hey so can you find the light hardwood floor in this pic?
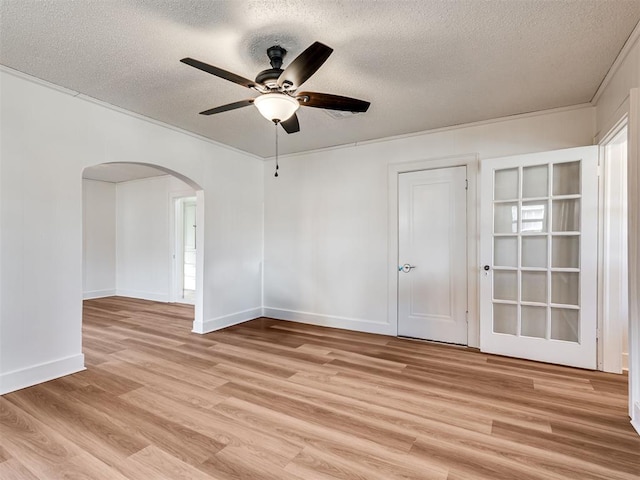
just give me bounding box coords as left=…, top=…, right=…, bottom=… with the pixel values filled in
left=1, top=296, right=639, bottom=479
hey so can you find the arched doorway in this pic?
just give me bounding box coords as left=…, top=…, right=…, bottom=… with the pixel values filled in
left=81, top=162, right=204, bottom=330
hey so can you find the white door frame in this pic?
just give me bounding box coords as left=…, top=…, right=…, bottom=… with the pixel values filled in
left=598, top=116, right=629, bottom=373
left=170, top=192, right=192, bottom=303
left=594, top=89, right=639, bottom=430
left=169, top=191, right=204, bottom=322
left=388, top=154, right=479, bottom=346
left=627, top=89, right=640, bottom=431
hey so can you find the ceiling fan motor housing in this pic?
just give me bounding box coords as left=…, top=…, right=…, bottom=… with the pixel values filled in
left=256, top=45, right=287, bottom=89
left=255, top=68, right=283, bottom=88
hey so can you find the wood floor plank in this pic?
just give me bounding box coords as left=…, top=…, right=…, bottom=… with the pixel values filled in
left=0, top=397, right=77, bottom=467
left=289, top=370, right=552, bottom=433
left=491, top=420, right=640, bottom=476
left=64, top=385, right=227, bottom=466
left=121, top=445, right=219, bottom=480
left=120, top=387, right=303, bottom=468
left=0, top=443, right=12, bottom=462
left=0, top=296, right=637, bottom=479
left=4, top=384, right=148, bottom=466
left=0, top=458, right=40, bottom=480
left=286, top=444, right=448, bottom=480
left=216, top=380, right=417, bottom=453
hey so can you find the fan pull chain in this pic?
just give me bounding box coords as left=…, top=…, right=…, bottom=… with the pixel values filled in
left=274, top=120, right=279, bottom=177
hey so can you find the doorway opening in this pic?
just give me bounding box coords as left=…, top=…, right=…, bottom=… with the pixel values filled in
left=82, top=162, right=204, bottom=330
left=599, top=123, right=629, bottom=373
left=172, top=196, right=197, bottom=305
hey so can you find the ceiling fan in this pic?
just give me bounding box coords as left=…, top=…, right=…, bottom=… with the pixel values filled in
left=180, top=41, right=370, bottom=133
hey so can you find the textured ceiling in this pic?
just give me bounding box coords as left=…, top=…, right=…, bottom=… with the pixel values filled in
left=2, top=1, right=640, bottom=158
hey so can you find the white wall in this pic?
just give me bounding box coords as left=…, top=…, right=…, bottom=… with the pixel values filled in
left=83, top=179, right=116, bottom=299
left=83, top=176, right=194, bottom=302
left=115, top=175, right=194, bottom=302
left=264, top=106, right=596, bottom=342
left=0, top=69, right=264, bottom=394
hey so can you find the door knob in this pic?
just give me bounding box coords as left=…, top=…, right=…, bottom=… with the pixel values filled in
left=399, top=263, right=416, bottom=273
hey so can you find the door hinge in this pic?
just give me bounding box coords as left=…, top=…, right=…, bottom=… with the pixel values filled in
left=465, top=179, right=469, bottom=190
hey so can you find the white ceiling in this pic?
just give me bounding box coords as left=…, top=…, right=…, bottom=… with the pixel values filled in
left=2, top=1, right=640, bottom=158
left=83, top=163, right=168, bottom=183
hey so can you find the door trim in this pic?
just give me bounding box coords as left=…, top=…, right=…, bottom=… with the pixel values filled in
left=388, top=154, right=479, bottom=346
left=598, top=117, right=629, bottom=373
left=627, top=88, right=639, bottom=429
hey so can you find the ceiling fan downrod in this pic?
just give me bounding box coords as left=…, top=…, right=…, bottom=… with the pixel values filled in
left=274, top=119, right=280, bottom=177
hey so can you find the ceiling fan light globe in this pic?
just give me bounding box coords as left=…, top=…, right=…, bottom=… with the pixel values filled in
left=254, top=93, right=299, bottom=122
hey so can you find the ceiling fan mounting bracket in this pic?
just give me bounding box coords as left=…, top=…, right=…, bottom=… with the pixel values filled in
left=266, top=45, right=287, bottom=69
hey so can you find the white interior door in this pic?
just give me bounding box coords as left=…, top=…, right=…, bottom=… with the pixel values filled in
left=398, top=166, right=468, bottom=344
left=480, top=146, right=598, bottom=369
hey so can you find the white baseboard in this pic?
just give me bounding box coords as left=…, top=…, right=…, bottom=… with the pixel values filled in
left=0, top=354, right=85, bottom=395
left=622, top=352, right=629, bottom=371
left=83, top=289, right=116, bottom=300
left=115, top=289, right=169, bottom=303
left=263, top=307, right=395, bottom=336
left=193, top=307, right=263, bottom=334
left=632, top=402, right=640, bottom=435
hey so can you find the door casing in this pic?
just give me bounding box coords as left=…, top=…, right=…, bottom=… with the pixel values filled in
left=388, top=154, right=479, bottom=346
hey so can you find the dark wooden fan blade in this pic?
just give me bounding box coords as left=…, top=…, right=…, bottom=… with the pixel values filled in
left=297, top=91, right=370, bottom=112
left=277, top=42, right=333, bottom=89
left=280, top=113, right=300, bottom=134
left=199, top=99, right=254, bottom=115
left=181, top=57, right=257, bottom=90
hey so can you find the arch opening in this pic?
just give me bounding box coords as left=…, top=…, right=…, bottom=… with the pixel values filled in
left=81, top=161, right=204, bottom=331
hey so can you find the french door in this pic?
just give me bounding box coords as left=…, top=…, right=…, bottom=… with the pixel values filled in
left=480, top=146, right=598, bottom=368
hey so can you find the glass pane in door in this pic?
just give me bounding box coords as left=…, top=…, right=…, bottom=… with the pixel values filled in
left=551, top=272, right=579, bottom=305
left=494, top=271, right=517, bottom=301
left=495, top=168, right=519, bottom=200
left=521, top=201, right=548, bottom=233
left=494, top=237, right=517, bottom=267
left=494, top=304, right=517, bottom=335
left=551, top=308, right=579, bottom=342
left=553, top=161, right=580, bottom=195
left=523, top=165, right=548, bottom=198
left=521, top=271, right=547, bottom=303
left=552, top=236, right=579, bottom=268
left=495, top=203, right=518, bottom=233
left=492, top=159, right=582, bottom=343
left=552, top=199, right=580, bottom=232
left=522, top=236, right=547, bottom=267
left=521, top=306, right=547, bottom=338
